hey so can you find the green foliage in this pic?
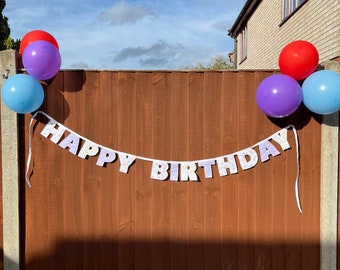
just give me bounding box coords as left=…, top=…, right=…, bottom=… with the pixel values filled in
left=181, top=55, right=235, bottom=71
left=4, top=36, right=20, bottom=51
left=0, top=0, right=10, bottom=50
left=0, top=0, right=20, bottom=51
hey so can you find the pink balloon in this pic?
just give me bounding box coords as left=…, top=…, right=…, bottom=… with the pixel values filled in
left=23, top=40, right=61, bottom=80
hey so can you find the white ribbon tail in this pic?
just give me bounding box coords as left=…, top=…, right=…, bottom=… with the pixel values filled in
left=288, top=125, right=302, bottom=213
left=25, top=111, right=41, bottom=188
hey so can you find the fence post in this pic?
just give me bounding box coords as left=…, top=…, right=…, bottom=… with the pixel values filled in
left=0, top=50, right=20, bottom=270
left=320, top=60, right=340, bottom=270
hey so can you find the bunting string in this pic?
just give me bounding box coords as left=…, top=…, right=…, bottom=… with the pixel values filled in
left=27, top=111, right=302, bottom=213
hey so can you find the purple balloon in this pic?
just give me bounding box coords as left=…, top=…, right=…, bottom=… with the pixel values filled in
left=23, top=40, right=61, bottom=80
left=256, top=74, right=302, bottom=118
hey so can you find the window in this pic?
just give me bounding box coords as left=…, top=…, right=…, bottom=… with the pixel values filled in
left=240, top=26, right=248, bottom=62
left=283, top=0, right=307, bottom=19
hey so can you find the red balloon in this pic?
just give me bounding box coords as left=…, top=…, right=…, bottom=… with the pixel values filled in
left=20, top=30, right=59, bottom=55
left=279, top=40, right=319, bottom=80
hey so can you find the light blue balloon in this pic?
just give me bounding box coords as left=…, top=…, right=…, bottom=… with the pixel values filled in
left=1, top=74, right=44, bottom=114
left=302, top=70, right=340, bottom=115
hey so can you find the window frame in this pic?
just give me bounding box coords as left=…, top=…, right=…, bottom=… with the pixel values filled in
left=239, top=26, right=248, bottom=63
left=282, top=0, right=308, bottom=22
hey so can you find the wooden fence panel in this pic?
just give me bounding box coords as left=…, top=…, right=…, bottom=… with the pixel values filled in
left=22, top=70, right=321, bottom=270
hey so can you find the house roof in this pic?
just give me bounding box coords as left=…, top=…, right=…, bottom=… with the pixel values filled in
left=228, top=0, right=262, bottom=38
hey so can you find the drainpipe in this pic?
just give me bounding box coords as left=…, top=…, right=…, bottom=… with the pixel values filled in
left=234, top=38, right=238, bottom=69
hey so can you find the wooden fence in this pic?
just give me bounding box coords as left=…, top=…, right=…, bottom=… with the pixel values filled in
left=8, top=70, right=324, bottom=269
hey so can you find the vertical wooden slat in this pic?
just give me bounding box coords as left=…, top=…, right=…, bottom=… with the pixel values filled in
left=61, top=70, right=85, bottom=270
left=187, top=72, right=205, bottom=270
left=110, top=71, right=120, bottom=269
left=253, top=71, right=274, bottom=270
left=97, top=71, right=118, bottom=269
left=117, top=71, right=136, bottom=270
left=151, top=72, right=172, bottom=270
left=45, top=71, right=66, bottom=269
left=134, top=72, right=153, bottom=269
left=80, top=71, right=101, bottom=270
left=285, top=117, right=303, bottom=269
left=237, top=71, right=255, bottom=269
left=170, top=72, right=189, bottom=270
left=221, top=71, right=240, bottom=269
left=203, top=71, right=222, bottom=269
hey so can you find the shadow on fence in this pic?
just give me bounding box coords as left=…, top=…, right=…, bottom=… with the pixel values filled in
left=23, top=239, right=321, bottom=270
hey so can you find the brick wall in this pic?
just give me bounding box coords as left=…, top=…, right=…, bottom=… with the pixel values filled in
left=236, top=0, right=340, bottom=69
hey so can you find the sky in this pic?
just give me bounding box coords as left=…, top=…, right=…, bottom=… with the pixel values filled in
left=4, top=0, right=246, bottom=70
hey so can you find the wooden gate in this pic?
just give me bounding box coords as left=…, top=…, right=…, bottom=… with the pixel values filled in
left=20, top=70, right=321, bottom=269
